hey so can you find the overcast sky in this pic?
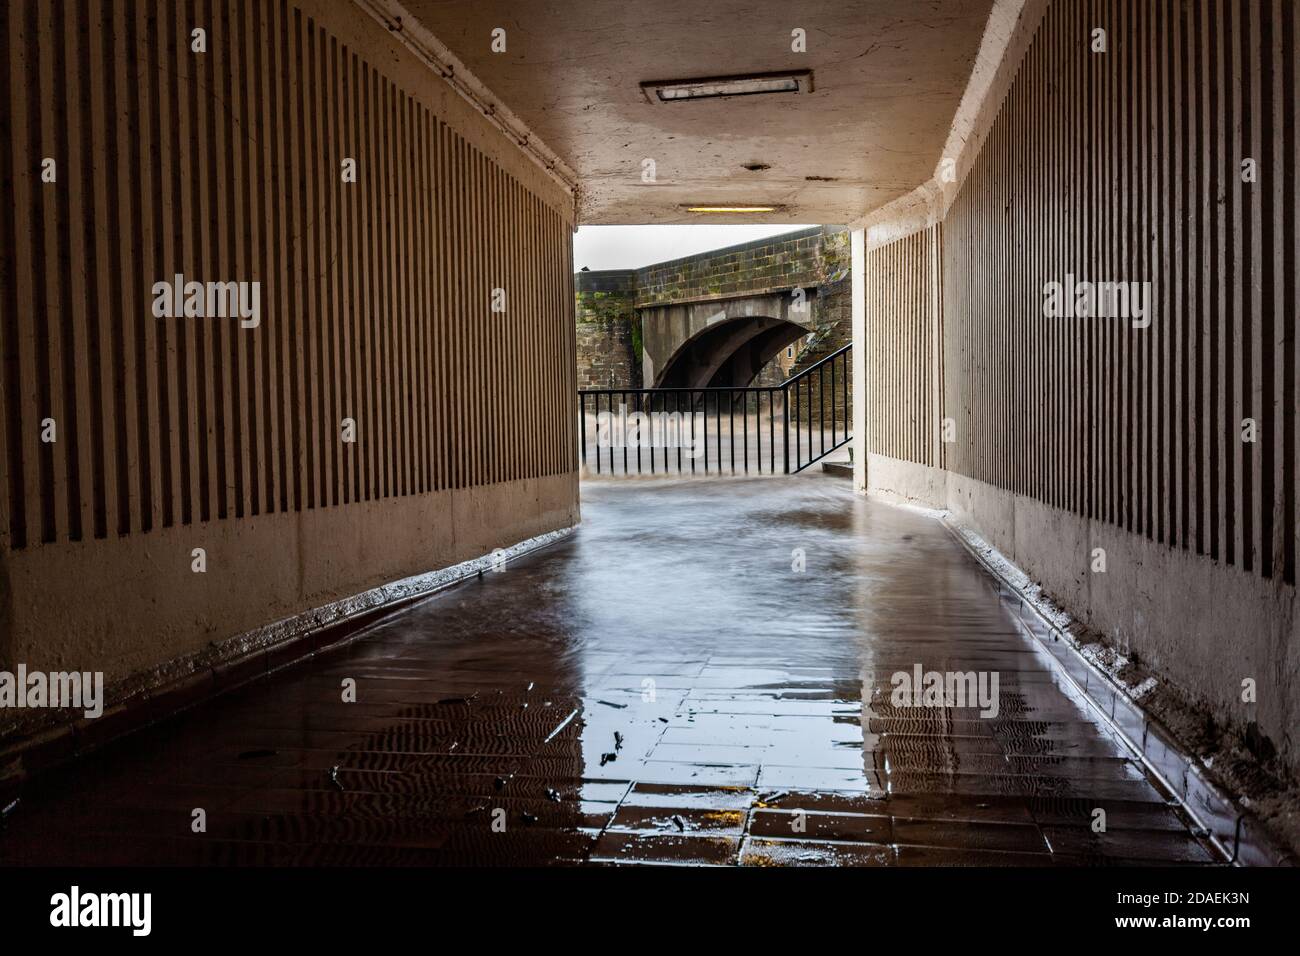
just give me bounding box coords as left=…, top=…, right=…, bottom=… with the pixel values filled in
left=573, top=224, right=818, bottom=272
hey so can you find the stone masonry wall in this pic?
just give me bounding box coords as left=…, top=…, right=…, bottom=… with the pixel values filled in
left=575, top=270, right=641, bottom=389
left=633, top=226, right=847, bottom=307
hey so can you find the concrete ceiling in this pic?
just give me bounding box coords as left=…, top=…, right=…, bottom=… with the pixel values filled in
left=402, top=0, right=996, bottom=225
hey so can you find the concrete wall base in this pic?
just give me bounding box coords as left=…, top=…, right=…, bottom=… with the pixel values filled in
left=0, top=473, right=577, bottom=747
left=0, top=488, right=578, bottom=781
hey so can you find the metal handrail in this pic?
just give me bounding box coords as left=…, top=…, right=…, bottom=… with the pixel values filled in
left=783, top=343, right=852, bottom=473
left=783, top=343, right=850, bottom=382
left=578, top=344, right=851, bottom=477
left=579, top=344, right=852, bottom=397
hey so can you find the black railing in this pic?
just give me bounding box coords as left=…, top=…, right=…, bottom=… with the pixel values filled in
left=578, top=344, right=851, bottom=477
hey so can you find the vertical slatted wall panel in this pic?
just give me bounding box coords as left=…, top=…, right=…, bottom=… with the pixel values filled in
left=0, top=0, right=576, bottom=554
left=871, top=0, right=1297, bottom=586
left=864, top=226, right=938, bottom=467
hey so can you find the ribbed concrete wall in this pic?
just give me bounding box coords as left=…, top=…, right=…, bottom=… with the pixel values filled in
left=0, top=0, right=578, bottom=711
left=940, top=0, right=1298, bottom=585
left=863, top=0, right=1298, bottom=767
left=865, top=225, right=939, bottom=468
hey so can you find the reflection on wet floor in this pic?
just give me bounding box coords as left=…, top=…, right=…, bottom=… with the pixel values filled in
left=0, top=475, right=1220, bottom=866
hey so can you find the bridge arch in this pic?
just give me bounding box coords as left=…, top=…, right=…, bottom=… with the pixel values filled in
left=639, top=290, right=821, bottom=390
left=653, top=313, right=809, bottom=389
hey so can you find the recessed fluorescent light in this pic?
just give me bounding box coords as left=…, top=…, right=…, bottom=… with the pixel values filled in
left=684, top=205, right=782, bottom=214
left=642, top=71, right=813, bottom=104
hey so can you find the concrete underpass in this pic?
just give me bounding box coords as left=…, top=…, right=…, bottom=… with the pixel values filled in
left=0, top=0, right=1296, bottom=920
left=0, top=477, right=1220, bottom=865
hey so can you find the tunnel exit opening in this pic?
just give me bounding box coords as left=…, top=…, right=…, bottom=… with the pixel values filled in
left=574, top=224, right=853, bottom=478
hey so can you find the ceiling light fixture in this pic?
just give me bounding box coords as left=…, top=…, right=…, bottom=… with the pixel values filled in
left=641, top=70, right=813, bottom=104
left=683, top=205, right=783, bottom=214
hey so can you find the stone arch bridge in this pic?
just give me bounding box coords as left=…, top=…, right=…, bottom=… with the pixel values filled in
left=575, top=226, right=851, bottom=391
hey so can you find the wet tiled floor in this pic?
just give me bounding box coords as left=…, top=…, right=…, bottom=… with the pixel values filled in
left=0, top=475, right=1220, bottom=866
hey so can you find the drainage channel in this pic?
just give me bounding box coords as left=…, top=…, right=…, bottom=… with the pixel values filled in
left=941, top=515, right=1289, bottom=867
